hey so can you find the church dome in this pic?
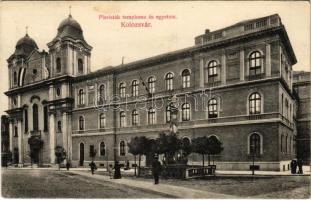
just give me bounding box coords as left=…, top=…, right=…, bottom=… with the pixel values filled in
left=56, top=14, right=84, bottom=41
left=14, top=34, right=38, bottom=57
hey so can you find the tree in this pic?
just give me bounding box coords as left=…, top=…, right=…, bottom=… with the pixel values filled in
left=207, top=136, right=223, bottom=165
left=128, top=136, right=149, bottom=176
left=55, top=146, right=66, bottom=170
left=191, top=136, right=210, bottom=167
left=156, top=132, right=181, bottom=165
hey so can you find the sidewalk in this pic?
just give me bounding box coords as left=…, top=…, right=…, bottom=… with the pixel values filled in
left=66, top=170, right=237, bottom=199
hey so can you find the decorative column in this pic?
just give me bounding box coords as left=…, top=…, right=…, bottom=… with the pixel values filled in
left=84, top=55, right=88, bottom=75
left=221, top=53, right=227, bottom=84
left=266, top=43, right=271, bottom=77
left=67, top=45, right=72, bottom=75
left=240, top=49, right=245, bottom=81
left=9, top=120, right=13, bottom=152
left=199, top=57, right=205, bottom=88
left=49, top=113, right=55, bottom=164
left=17, top=120, right=23, bottom=166
left=62, top=112, right=68, bottom=156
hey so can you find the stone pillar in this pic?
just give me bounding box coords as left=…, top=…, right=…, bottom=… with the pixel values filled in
left=221, top=53, right=226, bottom=84
left=67, top=114, right=72, bottom=162
left=49, top=113, right=55, bottom=164
left=266, top=43, right=271, bottom=77
left=73, top=50, right=77, bottom=75
left=240, top=49, right=245, bottom=81
left=17, top=120, right=23, bottom=166
left=199, top=58, right=204, bottom=88
left=62, top=112, right=68, bottom=154
left=67, top=45, right=72, bottom=75
left=9, top=121, right=13, bottom=152
left=84, top=55, right=88, bottom=75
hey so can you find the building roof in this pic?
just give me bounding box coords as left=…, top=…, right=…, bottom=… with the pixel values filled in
left=9, top=34, right=39, bottom=60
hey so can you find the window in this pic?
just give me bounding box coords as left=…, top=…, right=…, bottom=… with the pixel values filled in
left=13, top=71, right=17, bottom=85
left=33, top=69, right=37, bottom=75
left=57, top=121, right=62, bottom=133
left=32, top=104, right=39, bottom=131
left=43, top=106, right=48, bottom=131
left=78, top=59, right=83, bottom=74
left=14, top=126, right=18, bottom=137
left=78, top=89, right=85, bottom=105
left=120, top=111, right=126, bottom=127
left=182, top=103, right=190, bottom=121
left=24, top=109, right=28, bottom=133
left=100, top=142, right=106, bottom=156
left=285, top=135, right=288, bottom=154
left=56, top=87, right=61, bottom=96
left=208, top=61, right=218, bottom=82
left=182, top=137, right=191, bottom=145
left=281, top=134, right=284, bottom=153
left=166, top=105, right=171, bottom=123
left=132, top=110, right=139, bottom=126
left=250, top=133, right=261, bottom=156
left=165, top=73, right=174, bottom=91
left=98, top=84, right=106, bottom=102
left=148, top=108, right=156, bottom=125
left=249, top=93, right=261, bottom=114
left=132, top=80, right=139, bottom=97
left=182, top=69, right=191, bottom=88
left=208, top=98, right=218, bottom=118
left=148, top=76, right=156, bottom=94
left=79, top=116, right=85, bottom=131
left=285, top=99, right=289, bottom=119
left=119, top=82, right=126, bottom=98
left=56, top=57, right=61, bottom=73
left=249, top=51, right=262, bottom=76
left=120, top=141, right=125, bottom=156
left=99, top=113, right=106, bottom=129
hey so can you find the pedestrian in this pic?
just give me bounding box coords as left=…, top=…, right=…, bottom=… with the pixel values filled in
left=89, top=161, right=97, bottom=175
left=297, top=159, right=303, bottom=174
left=66, top=161, right=70, bottom=171
left=113, top=161, right=121, bottom=179
left=108, top=164, right=113, bottom=179
left=152, top=155, right=162, bottom=184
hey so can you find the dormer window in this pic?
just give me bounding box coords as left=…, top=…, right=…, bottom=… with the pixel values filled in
left=56, top=58, right=61, bottom=73
left=78, top=59, right=84, bottom=74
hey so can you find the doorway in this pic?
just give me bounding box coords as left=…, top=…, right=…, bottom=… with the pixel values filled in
left=79, top=143, right=84, bottom=166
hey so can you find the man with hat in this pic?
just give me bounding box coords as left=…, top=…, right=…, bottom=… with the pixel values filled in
left=151, top=154, right=162, bottom=184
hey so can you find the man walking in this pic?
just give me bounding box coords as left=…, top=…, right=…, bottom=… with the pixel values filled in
left=152, top=155, right=162, bottom=184
left=297, top=159, right=303, bottom=174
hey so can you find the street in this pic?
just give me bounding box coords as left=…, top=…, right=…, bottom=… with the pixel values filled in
left=1, top=169, right=171, bottom=198
left=2, top=168, right=310, bottom=198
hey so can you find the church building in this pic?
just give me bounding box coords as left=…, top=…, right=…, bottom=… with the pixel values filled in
left=5, top=13, right=310, bottom=171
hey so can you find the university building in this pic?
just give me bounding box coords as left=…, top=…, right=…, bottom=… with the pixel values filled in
left=4, top=13, right=310, bottom=171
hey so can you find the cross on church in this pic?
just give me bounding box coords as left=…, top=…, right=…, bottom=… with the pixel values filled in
left=26, top=26, right=28, bottom=35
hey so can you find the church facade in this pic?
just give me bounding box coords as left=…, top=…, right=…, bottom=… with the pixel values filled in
left=5, top=13, right=308, bottom=171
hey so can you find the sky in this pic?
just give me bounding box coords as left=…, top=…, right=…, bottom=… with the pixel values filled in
left=0, top=1, right=310, bottom=115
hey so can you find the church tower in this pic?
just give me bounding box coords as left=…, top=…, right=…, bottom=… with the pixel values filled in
left=47, top=13, right=92, bottom=77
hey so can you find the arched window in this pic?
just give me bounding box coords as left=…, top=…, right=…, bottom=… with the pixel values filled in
left=120, top=141, right=125, bottom=156
left=132, top=80, right=139, bottom=97
left=182, top=137, right=191, bottom=145
left=79, top=116, right=85, bottom=131
left=13, top=71, right=17, bottom=85
left=285, top=135, right=288, bottom=153
left=249, top=92, right=261, bottom=114
left=249, top=133, right=261, bottom=156
left=78, top=89, right=85, bottom=105
left=78, top=59, right=84, bottom=74
left=98, top=84, right=105, bottom=103
left=57, top=121, right=62, bottom=133
left=120, top=111, right=126, bottom=127
left=182, top=69, right=190, bottom=88
left=43, top=106, right=48, bottom=131
left=208, top=60, right=218, bottom=82
left=208, top=98, right=218, bottom=118
left=119, top=82, right=126, bottom=98
left=99, top=113, right=106, bottom=129
left=56, top=57, right=61, bottom=73
left=249, top=51, right=262, bottom=76
left=24, top=109, right=28, bottom=133
left=32, top=104, right=39, bottom=131
left=132, top=110, right=139, bottom=126
left=148, top=76, right=156, bottom=94
left=166, top=105, right=171, bottom=123
left=100, top=142, right=106, bottom=156
left=148, top=108, right=156, bottom=125
left=165, top=73, right=174, bottom=91
left=182, top=103, right=190, bottom=121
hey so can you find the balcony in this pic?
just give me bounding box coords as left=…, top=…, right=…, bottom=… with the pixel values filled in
left=30, top=130, right=41, bottom=138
